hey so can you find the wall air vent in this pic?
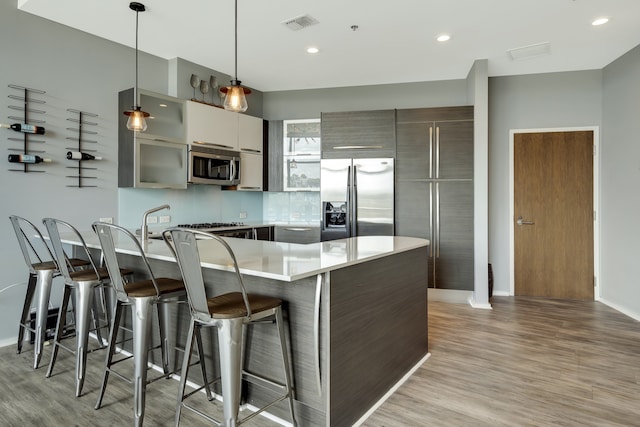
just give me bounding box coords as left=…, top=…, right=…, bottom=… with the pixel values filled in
left=282, top=14, right=319, bottom=31
left=507, top=42, right=551, bottom=61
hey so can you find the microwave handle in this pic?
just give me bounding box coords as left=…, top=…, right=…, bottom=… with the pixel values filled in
left=230, top=158, right=237, bottom=181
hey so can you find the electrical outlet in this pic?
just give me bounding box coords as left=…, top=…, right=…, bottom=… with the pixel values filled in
left=159, top=215, right=171, bottom=223
left=147, top=215, right=158, bottom=224
left=239, top=212, right=247, bottom=219
left=99, top=217, right=113, bottom=224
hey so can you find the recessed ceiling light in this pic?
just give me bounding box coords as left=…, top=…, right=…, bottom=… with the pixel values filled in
left=592, top=17, right=609, bottom=26
left=306, top=47, right=319, bottom=54
left=436, top=34, right=451, bottom=42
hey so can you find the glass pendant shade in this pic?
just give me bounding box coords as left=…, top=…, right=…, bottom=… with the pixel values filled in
left=125, top=107, right=149, bottom=131
left=223, top=84, right=248, bottom=113
left=125, top=2, right=149, bottom=132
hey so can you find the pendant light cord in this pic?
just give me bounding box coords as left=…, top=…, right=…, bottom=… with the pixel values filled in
left=134, top=7, right=140, bottom=104
left=234, top=0, right=238, bottom=81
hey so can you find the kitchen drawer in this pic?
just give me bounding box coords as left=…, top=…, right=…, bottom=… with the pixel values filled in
left=274, top=226, right=320, bottom=244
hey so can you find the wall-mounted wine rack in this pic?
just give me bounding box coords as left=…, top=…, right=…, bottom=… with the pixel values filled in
left=6, top=84, right=47, bottom=173
left=66, top=108, right=99, bottom=188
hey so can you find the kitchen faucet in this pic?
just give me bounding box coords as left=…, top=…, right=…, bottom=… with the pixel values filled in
left=141, top=204, right=170, bottom=249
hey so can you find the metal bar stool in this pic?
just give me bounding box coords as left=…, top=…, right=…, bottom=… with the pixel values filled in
left=42, top=217, right=131, bottom=397
left=92, top=222, right=186, bottom=427
left=9, top=215, right=90, bottom=369
left=164, top=228, right=297, bottom=427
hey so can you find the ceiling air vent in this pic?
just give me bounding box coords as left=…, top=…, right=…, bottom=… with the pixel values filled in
left=282, top=14, right=319, bottom=31
left=507, top=42, right=551, bottom=61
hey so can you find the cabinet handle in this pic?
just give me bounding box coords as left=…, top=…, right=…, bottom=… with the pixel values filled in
left=284, top=227, right=311, bottom=232
left=435, top=126, right=440, bottom=179
left=240, top=148, right=261, bottom=153
left=436, top=182, right=440, bottom=258
left=314, top=273, right=323, bottom=395
left=333, top=145, right=384, bottom=150
left=200, top=142, right=235, bottom=150
left=429, top=182, right=433, bottom=258
left=429, top=126, right=433, bottom=179
left=239, top=186, right=261, bottom=190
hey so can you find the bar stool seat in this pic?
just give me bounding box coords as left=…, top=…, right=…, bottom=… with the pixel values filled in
left=164, top=228, right=297, bottom=427
left=92, top=222, right=186, bottom=427
left=43, top=217, right=132, bottom=397
left=9, top=215, right=90, bottom=369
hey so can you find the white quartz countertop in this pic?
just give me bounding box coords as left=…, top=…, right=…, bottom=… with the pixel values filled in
left=63, top=231, right=429, bottom=282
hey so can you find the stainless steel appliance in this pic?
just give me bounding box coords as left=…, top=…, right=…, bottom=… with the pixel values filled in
left=320, top=158, right=394, bottom=241
left=188, top=143, right=240, bottom=185
left=176, top=222, right=251, bottom=238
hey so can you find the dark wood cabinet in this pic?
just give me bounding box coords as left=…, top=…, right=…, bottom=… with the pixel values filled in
left=321, top=110, right=396, bottom=159
left=395, top=106, right=474, bottom=290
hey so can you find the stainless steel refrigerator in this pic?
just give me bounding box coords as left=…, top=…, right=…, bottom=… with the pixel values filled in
left=320, top=158, right=394, bottom=241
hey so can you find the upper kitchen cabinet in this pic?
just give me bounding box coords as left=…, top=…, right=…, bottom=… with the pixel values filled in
left=185, top=100, right=239, bottom=150
left=396, top=106, right=473, bottom=180
left=321, top=110, right=396, bottom=159
left=118, top=88, right=188, bottom=189
left=238, top=114, right=264, bottom=153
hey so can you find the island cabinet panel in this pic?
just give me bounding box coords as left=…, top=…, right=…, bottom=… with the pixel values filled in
left=328, top=247, right=428, bottom=426
left=321, top=109, right=396, bottom=159
left=395, top=106, right=474, bottom=291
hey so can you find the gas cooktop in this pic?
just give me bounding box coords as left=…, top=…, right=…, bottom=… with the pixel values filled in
left=176, top=222, right=247, bottom=230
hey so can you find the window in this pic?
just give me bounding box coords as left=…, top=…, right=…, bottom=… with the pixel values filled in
left=283, top=119, right=320, bottom=191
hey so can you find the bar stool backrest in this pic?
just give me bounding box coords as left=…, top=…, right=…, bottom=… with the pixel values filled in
left=92, top=222, right=161, bottom=302
left=42, top=218, right=100, bottom=283
left=163, top=228, right=252, bottom=321
left=9, top=215, right=56, bottom=274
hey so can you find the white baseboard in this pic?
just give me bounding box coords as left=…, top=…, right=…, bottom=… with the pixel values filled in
left=492, top=290, right=511, bottom=297
left=353, top=352, right=431, bottom=427
left=598, top=298, right=640, bottom=322
left=428, top=288, right=473, bottom=304
left=0, top=337, right=16, bottom=349
left=468, top=295, right=493, bottom=310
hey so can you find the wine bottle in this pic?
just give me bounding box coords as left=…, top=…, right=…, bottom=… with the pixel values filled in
left=8, top=154, right=51, bottom=164
left=0, top=123, right=46, bottom=135
left=66, top=151, right=102, bottom=161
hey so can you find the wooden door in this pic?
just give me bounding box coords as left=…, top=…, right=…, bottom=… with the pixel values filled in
left=514, top=131, right=594, bottom=299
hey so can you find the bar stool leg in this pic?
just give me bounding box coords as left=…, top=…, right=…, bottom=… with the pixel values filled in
left=95, top=301, right=124, bottom=410
left=157, top=302, right=173, bottom=375
left=46, top=285, right=71, bottom=379
left=132, top=297, right=154, bottom=427
left=74, top=281, right=96, bottom=397
left=33, top=269, right=55, bottom=369
left=194, top=325, right=214, bottom=401
left=275, top=307, right=297, bottom=426
left=175, top=318, right=196, bottom=427
left=17, top=274, right=38, bottom=355
left=218, top=318, right=244, bottom=427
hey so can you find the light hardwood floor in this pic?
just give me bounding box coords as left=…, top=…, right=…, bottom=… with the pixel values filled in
left=0, top=297, right=638, bottom=426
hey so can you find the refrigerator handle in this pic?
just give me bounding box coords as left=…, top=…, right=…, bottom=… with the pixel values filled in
left=346, top=165, right=352, bottom=237
left=352, top=165, right=358, bottom=237
left=436, top=182, right=440, bottom=258
left=429, top=183, right=433, bottom=258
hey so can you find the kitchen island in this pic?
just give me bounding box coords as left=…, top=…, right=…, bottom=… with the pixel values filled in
left=63, top=232, right=430, bottom=426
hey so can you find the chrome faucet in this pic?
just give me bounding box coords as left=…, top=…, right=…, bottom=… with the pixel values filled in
left=141, top=204, right=170, bottom=249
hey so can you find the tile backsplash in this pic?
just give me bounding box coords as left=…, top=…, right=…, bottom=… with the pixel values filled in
left=263, top=191, right=320, bottom=223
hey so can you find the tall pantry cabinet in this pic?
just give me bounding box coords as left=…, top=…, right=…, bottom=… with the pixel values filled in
left=395, top=106, right=474, bottom=290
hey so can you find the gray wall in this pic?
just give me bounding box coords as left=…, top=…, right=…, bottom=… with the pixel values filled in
left=488, top=70, right=603, bottom=296
left=263, top=79, right=469, bottom=120
left=0, top=3, right=164, bottom=345
left=601, top=44, right=640, bottom=317
left=0, top=3, right=262, bottom=345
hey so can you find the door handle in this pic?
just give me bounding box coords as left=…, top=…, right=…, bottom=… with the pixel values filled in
left=516, top=216, right=535, bottom=226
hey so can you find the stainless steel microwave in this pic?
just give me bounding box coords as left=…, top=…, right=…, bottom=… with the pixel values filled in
left=188, top=143, right=240, bottom=185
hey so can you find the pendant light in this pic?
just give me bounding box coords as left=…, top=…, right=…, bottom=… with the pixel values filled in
left=124, top=2, right=149, bottom=131
left=222, top=0, right=251, bottom=113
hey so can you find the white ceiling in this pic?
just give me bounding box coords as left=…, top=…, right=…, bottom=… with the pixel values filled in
left=17, top=0, right=640, bottom=92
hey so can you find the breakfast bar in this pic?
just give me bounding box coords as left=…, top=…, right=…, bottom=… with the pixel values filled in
left=63, top=232, right=430, bottom=426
